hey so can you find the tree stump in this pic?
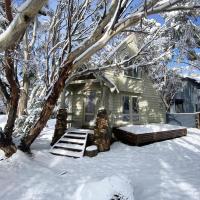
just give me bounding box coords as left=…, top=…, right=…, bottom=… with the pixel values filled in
left=85, top=145, right=98, bottom=157
left=94, top=109, right=110, bottom=152
left=51, top=109, right=67, bottom=146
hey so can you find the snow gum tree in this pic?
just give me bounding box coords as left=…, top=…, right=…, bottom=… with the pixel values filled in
left=0, top=0, right=199, bottom=156
left=0, top=0, right=48, bottom=156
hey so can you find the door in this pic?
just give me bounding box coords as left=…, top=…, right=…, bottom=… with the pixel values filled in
left=122, top=95, right=139, bottom=122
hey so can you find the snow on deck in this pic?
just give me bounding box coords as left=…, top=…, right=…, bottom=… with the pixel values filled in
left=119, top=124, right=186, bottom=134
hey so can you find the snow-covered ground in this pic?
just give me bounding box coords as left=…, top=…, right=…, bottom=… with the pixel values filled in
left=0, top=116, right=200, bottom=200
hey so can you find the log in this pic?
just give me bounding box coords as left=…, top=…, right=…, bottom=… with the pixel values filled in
left=94, top=109, right=111, bottom=152
left=85, top=145, right=98, bottom=157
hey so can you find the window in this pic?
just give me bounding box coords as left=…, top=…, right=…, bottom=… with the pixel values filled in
left=175, top=99, right=184, bottom=113
left=122, top=96, right=139, bottom=122
left=124, top=67, right=140, bottom=78
left=85, top=91, right=96, bottom=123
left=122, top=96, right=130, bottom=121
left=124, top=56, right=141, bottom=78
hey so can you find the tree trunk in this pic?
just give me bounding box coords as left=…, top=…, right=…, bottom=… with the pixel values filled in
left=51, top=108, right=67, bottom=146
left=51, top=87, right=67, bottom=146
left=19, top=62, right=73, bottom=151
left=18, top=78, right=29, bottom=116
left=0, top=50, right=19, bottom=157
left=18, top=31, right=31, bottom=116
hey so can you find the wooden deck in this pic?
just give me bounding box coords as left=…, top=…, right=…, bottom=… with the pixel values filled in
left=113, top=124, right=187, bottom=146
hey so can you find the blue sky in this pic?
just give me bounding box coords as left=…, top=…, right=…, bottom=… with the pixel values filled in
left=14, top=0, right=200, bottom=75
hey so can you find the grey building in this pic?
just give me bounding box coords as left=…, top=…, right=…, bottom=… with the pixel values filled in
left=170, top=77, right=200, bottom=113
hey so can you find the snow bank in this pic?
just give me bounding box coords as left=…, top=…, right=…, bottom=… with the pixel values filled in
left=0, top=115, right=7, bottom=159
left=119, top=123, right=186, bottom=134
left=73, top=175, right=134, bottom=200
left=0, top=114, right=7, bottom=129
left=0, top=118, right=200, bottom=200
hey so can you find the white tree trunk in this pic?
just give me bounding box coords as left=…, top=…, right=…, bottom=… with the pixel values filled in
left=0, top=0, right=47, bottom=52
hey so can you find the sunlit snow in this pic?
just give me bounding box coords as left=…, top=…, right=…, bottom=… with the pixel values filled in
left=0, top=116, right=200, bottom=200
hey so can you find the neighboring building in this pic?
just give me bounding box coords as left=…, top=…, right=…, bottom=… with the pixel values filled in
left=67, top=34, right=166, bottom=128
left=170, top=76, right=200, bottom=113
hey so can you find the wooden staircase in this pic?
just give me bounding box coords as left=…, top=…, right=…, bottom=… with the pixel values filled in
left=50, top=128, right=93, bottom=158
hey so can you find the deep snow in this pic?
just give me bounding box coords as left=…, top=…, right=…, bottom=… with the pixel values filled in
left=0, top=116, right=200, bottom=200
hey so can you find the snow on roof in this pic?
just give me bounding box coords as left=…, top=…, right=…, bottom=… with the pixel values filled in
left=181, top=74, right=200, bottom=83
left=119, top=124, right=186, bottom=135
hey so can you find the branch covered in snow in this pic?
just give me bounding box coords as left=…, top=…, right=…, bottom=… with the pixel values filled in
left=0, top=0, right=47, bottom=52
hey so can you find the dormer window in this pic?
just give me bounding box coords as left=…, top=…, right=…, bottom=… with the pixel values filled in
left=124, top=66, right=139, bottom=78
left=124, top=56, right=141, bottom=78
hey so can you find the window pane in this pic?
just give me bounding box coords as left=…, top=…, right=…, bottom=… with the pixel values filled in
left=85, top=115, right=94, bottom=122
left=175, top=99, right=184, bottom=113
left=133, top=68, right=139, bottom=78
left=123, top=96, right=129, bottom=114
left=122, top=115, right=130, bottom=121
left=132, top=97, right=139, bottom=113
left=85, top=91, right=96, bottom=114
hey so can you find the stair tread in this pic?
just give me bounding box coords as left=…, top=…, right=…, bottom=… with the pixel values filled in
left=50, top=148, right=82, bottom=157
left=67, top=129, right=94, bottom=134
left=54, top=143, right=84, bottom=150
left=65, top=133, right=87, bottom=138
left=67, top=131, right=87, bottom=135
left=60, top=137, right=85, bottom=144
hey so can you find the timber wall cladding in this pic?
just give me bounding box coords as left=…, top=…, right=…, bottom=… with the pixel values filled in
left=141, top=72, right=166, bottom=124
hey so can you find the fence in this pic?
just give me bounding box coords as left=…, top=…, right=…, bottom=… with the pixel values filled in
left=166, top=112, right=200, bottom=128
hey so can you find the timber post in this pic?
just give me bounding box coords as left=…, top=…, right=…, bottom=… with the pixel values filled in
left=94, top=108, right=111, bottom=152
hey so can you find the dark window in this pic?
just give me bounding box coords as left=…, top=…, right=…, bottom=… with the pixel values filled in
left=124, top=56, right=141, bottom=78
left=122, top=96, right=130, bottom=114
left=196, top=104, right=200, bottom=112
left=132, top=97, right=139, bottom=114
left=175, top=99, right=184, bottom=113
left=85, top=91, right=96, bottom=123
left=122, top=96, right=130, bottom=121
left=122, top=96, right=139, bottom=121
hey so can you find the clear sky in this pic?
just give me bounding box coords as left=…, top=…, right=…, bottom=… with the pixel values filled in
left=14, top=0, right=200, bottom=75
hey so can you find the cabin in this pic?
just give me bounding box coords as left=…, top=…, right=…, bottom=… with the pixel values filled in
left=66, top=34, right=166, bottom=129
